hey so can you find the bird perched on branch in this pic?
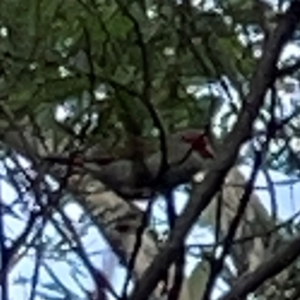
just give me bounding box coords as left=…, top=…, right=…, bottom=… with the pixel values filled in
left=48, top=128, right=215, bottom=198
left=77, top=128, right=215, bottom=166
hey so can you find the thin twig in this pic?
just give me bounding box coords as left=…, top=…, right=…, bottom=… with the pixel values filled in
left=28, top=221, right=46, bottom=300
left=202, top=150, right=263, bottom=300
left=115, top=1, right=169, bottom=182
left=120, top=201, right=153, bottom=300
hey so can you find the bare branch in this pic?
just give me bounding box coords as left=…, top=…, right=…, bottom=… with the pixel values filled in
left=128, top=2, right=300, bottom=299
left=219, top=233, right=300, bottom=300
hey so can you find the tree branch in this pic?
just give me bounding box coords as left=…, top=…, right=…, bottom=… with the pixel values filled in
left=219, top=233, right=300, bottom=300
left=128, top=2, right=300, bottom=299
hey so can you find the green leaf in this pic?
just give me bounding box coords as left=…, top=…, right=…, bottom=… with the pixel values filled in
left=106, top=10, right=133, bottom=39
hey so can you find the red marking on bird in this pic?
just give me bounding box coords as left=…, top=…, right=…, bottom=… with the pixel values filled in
left=181, top=132, right=215, bottom=158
